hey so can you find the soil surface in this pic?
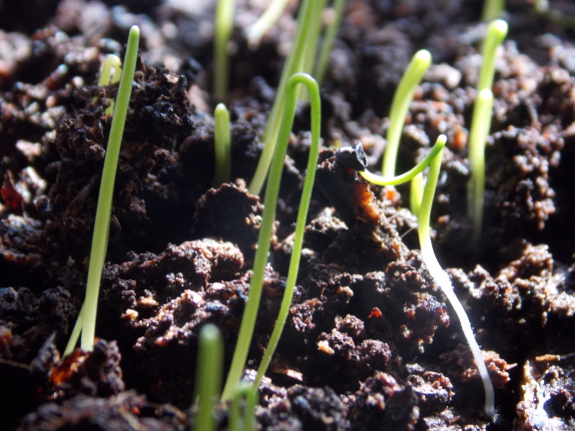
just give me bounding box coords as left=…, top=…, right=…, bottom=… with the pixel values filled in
left=2, top=0, right=575, bottom=430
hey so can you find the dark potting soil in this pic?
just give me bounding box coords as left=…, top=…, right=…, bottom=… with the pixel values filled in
left=1, top=0, right=575, bottom=430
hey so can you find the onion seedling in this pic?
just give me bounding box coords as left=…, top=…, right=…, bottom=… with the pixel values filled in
left=192, top=324, right=224, bottom=431
left=221, top=72, right=321, bottom=401
left=248, top=0, right=320, bottom=195
left=417, top=136, right=495, bottom=419
left=214, top=0, right=236, bottom=102
left=229, top=381, right=258, bottom=431
left=213, top=103, right=232, bottom=187
left=382, top=49, right=432, bottom=177
left=355, top=135, right=495, bottom=418
left=467, top=20, right=507, bottom=243
left=97, top=54, right=122, bottom=115
left=64, top=25, right=140, bottom=355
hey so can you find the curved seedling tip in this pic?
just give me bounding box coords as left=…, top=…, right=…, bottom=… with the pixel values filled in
left=489, top=19, right=508, bottom=42
left=361, top=135, right=446, bottom=186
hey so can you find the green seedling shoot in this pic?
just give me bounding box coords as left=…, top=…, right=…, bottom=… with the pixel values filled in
left=221, top=72, right=321, bottom=402
left=97, top=54, right=122, bottom=115
left=410, top=172, right=424, bottom=217
left=192, top=324, right=224, bottom=431
left=467, top=89, right=493, bottom=244
left=248, top=0, right=319, bottom=195
left=213, top=103, right=232, bottom=187
left=244, top=0, right=289, bottom=48
left=64, top=25, right=140, bottom=355
left=417, top=136, right=495, bottom=419
left=315, top=0, right=346, bottom=86
left=229, top=381, right=259, bottom=431
left=382, top=49, right=432, bottom=177
left=467, top=20, right=507, bottom=243
left=214, top=0, right=236, bottom=102
left=482, top=0, right=505, bottom=21
left=357, top=135, right=495, bottom=417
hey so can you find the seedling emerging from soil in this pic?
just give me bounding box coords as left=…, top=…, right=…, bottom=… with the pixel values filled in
left=467, top=20, right=507, bottom=243
left=249, top=0, right=323, bottom=195
left=417, top=136, right=495, bottom=418
left=382, top=49, right=432, bottom=177
left=193, top=324, right=224, bottom=431
left=213, top=103, right=232, bottom=187
left=355, top=135, right=495, bottom=418
left=96, top=54, right=122, bottom=115
left=410, top=172, right=424, bottom=217
left=64, top=25, right=140, bottom=355
left=229, top=381, right=258, bottom=431
left=222, top=72, right=321, bottom=401
left=214, top=0, right=236, bottom=102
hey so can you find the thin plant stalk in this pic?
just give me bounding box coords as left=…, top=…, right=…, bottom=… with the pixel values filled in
left=192, top=324, right=224, bottom=431
left=417, top=135, right=495, bottom=418
left=467, top=89, right=493, bottom=243
left=314, top=0, right=346, bottom=86
left=359, top=137, right=445, bottom=186
left=302, top=0, right=328, bottom=76
left=477, top=20, right=508, bottom=95
left=410, top=172, right=424, bottom=217
left=213, top=103, right=232, bottom=187
left=222, top=72, right=321, bottom=401
left=229, top=381, right=259, bottom=431
left=64, top=25, right=140, bottom=354
left=245, top=0, right=289, bottom=48
left=248, top=0, right=317, bottom=195
left=214, top=0, right=236, bottom=102
left=382, top=49, right=432, bottom=176
left=253, top=73, right=321, bottom=392
left=97, top=54, right=122, bottom=115
left=481, top=0, right=505, bottom=22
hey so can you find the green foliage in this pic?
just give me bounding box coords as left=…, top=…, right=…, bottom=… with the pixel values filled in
left=192, top=324, right=224, bottom=431
left=214, top=0, right=236, bottom=102
left=221, top=72, right=321, bottom=402
left=248, top=0, right=319, bottom=195
left=213, top=103, right=232, bottom=187
left=229, top=382, right=258, bottom=431
left=64, top=25, right=140, bottom=355
left=467, top=20, right=507, bottom=243
left=481, top=0, right=505, bottom=21
left=382, top=49, right=432, bottom=176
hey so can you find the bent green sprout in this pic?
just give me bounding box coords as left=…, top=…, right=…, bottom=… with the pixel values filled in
left=213, top=103, right=232, bottom=187
left=64, top=25, right=140, bottom=355
left=229, top=381, right=259, bottom=431
left=382, top=49, right=432, bottom=176
left=192, top=324, right=224, bottom=431
left=417, top=136, right=495, bottom=418
left=97, top=54, right=122, bottom=115
left=467, top=20, right=507, bottom=243
left=221, top=72, right=321, bottom=402
left=214, top=0, right=236, bottom=102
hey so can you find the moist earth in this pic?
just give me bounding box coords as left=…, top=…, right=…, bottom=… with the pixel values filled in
left=1, top=0, right=575, bottom=430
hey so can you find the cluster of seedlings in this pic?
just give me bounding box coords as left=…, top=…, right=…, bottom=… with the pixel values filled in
left=2, top=0, right=575, bottom=429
